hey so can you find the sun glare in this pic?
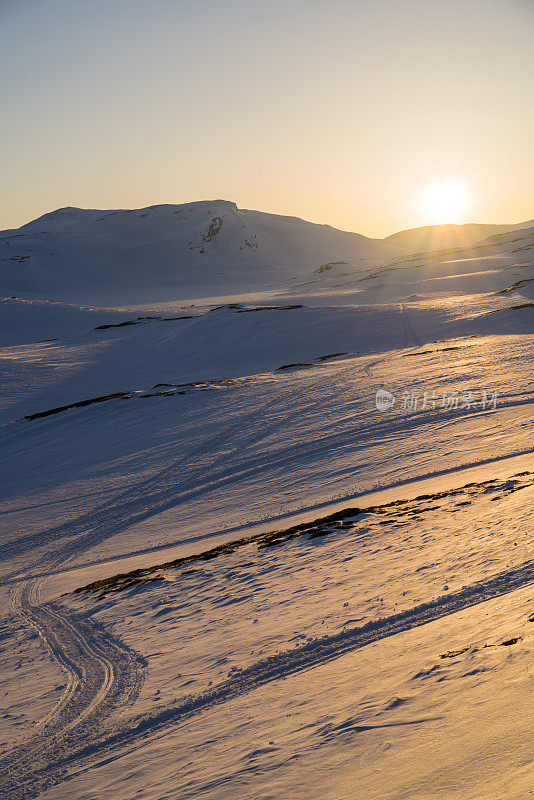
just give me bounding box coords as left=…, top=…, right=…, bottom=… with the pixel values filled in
left=421, top=179, right=469, bottom=224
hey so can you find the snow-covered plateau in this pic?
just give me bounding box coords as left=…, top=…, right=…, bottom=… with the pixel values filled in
left=0, top=202, right=533, bottom=799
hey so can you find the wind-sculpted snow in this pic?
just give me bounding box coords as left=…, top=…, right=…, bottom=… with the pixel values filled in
left=128, top=555, right=534, bottom=726
left=71, top=471, right=534, bottom=598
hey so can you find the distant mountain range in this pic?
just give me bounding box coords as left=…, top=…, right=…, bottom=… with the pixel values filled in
left=0, top=200, right=532, bottom=302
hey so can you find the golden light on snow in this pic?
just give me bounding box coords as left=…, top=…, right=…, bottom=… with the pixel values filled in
left=421, top=179, right=470, bottom=224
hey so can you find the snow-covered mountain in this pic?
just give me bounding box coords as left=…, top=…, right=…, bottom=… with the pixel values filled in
left=0, top=201, right=404, bottom=302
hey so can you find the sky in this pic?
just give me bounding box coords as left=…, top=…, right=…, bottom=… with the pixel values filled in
left=0, top=0, right=532, bottom=238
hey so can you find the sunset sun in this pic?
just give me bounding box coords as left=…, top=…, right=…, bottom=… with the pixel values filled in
left=421, top=179, right=470, bottom=224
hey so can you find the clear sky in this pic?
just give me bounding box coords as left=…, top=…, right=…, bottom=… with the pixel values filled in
left=1, top=0, right=532, bottom=237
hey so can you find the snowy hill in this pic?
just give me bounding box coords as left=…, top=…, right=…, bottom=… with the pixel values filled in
left=385, top=218, right=534, bottom=251
left=0, top=201, right=404, bottom=303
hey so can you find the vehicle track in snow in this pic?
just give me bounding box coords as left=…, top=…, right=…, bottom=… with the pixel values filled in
left=0, top=579, right=145, bottom=800
left=1, top=333, right=393, bottom=577
left=39, top=550, right=534, bottom=791
left=2, top=378, right=531, bottom=581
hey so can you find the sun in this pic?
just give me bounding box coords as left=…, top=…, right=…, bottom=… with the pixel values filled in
left=421, top=179, right=469, bottom=224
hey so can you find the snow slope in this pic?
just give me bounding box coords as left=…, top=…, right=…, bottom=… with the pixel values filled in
left=385, top=218, right=534, bottom=251
left=0, top=202, right=532, bottom=800
left=276, top=225, right=534, bottom=306
left=0, top=297, right=127, bottom=347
